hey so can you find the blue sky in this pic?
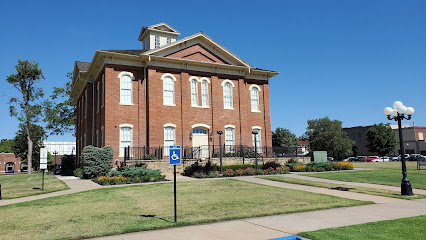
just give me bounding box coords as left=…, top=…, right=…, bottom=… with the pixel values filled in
left=0, top=0, right=425, bottom=141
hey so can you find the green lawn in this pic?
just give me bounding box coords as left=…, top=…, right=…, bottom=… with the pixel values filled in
left=258, top=176, right=425, bottom=199
left=304, top=162, right=426, bottom=190
left=299, top=214, right=426, bottom=240
left=0, top=179, right=371, bottom=240
left=0, top=173, right=69, bottom=199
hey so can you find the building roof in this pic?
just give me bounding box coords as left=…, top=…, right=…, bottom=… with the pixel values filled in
left=99, top=49, right=148, bottom=56
left=75, top=61, right=90, bottom=72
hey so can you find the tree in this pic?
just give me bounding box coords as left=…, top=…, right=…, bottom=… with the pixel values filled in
left=7, top=60, right=45, bottom=173
left=366, top=123, right=397, bottom=160
left=0, top=139, right=14, bottom=153
left=43, top=72, right=76, bottom=136
left=13, top=123, right=46, bottom=170
left=47, top=152, right=53, bottom=164
left=305, top=117, right=354, bottom=158
left=272, top=128, right=298, bottom=147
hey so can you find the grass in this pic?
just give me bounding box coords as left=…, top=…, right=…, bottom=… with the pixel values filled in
left=0, top=173, right=69, bottom=199
left=258, top=176, right=426, bottom=199
left=299, top=214, right=426, bottom=240
left=304, top=162, right=426, bottom=190
left=0, top=179, right=371, bottom=240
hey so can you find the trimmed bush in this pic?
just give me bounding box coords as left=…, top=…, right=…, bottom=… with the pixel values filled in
left=81, top=145, right=114, bottom=179
left=276, top=166, right=290, bottom=174
left=263, top=161, right=282, bottom=170
left=293, top=164, right=306, bottom=172
left=183, top=161, right=217, bottom=176
left=74, top=168, right=83, bottom=178
left=93, top=176, right=131, bottom=185
left=334, top=161, right=354, bottom=170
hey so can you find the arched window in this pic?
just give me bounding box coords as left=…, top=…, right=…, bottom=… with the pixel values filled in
left=249, top=85, right=261, bottom=112
left=119, top=72, right=134, bottom=104
left=201, top=79, right=209, bottom=107
left=225, top=125, right=235, bottom=152
left=164, top=124, right=176, bottom=156
left=222, top=80, right=234, bottom=109
left=119, top=124, right=133, bottom=157
left=162, top=74, right=176, bottom=106
left=191, top=79, right=199, bottom=106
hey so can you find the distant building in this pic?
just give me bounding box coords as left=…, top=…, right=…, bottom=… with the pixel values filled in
left=343, top=124, right=426, bottom=156
left=297, top=139, right=310, bottom=156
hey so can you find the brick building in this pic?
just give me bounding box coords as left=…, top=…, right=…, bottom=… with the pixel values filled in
left=71, top=23, right=278, bottom=164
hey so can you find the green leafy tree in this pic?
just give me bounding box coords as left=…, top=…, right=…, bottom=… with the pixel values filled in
left=0, top=139, right=14, bottom=153
left=13, top=123, right=46, bottom=170
left=305, top=117, right=355, bottom=158
left=47, top=152, right=53, bottom=164
left=366, top=123, right=397, bottom=160
left=7, top=60, right=45, bottom=173
left=43, top=72, right=76, bottom=136
left=272, top=128, right=298, bottom=147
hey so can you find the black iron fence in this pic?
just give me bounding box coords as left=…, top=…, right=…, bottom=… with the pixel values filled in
left=124, top=145, right=298, bottom=164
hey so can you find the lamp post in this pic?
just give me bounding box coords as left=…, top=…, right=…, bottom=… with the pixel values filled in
left=53, top=150, right=58, bottom=166
left=384, top=101, right=415, bottom=196
left=217, top=130, right=223, bottom=173
left=252, top=130, right=259, bottom=171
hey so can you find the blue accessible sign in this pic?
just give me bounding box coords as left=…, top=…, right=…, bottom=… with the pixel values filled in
left=169, top=146, right=181, bottom=165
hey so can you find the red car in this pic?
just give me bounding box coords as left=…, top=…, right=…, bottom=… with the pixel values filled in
left=361, top=156, right=379, bottom=162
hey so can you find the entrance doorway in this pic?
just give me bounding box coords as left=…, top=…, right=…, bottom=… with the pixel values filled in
left=192, top=128, right=209, bottom=159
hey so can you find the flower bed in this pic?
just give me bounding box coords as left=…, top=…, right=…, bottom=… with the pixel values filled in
left=222, top=166, right=289, bottom=177
left=92, top=165, right=166, bottom=185
left=287, top=162, right=354, bottom=172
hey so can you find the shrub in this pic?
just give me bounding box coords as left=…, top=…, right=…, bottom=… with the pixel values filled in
left=81, top=146, right=114, bottom=179
left=222, top=164, right=255, bottom=171
left=256, top=169, right=264, bottom=175
left=263, top=161, right=282, bottom=170
left=222, top=168, right=235, bottom=177
left=324, top=165, right=334, bottom=171
left=334, top=162, right=354, bottom=170
left=293, top=164, right=306, bottom=172
left=94, top=176, right=131, bottom=185
left=245, top=167, right=256, bottom=175
left=264, top=167, right=276, bottom=174
left=183, top=161, right=217, bottom=176
left=208, top=171, right=219, bottom=178
left=74, top=168, right=83, bottom=178
left=315, top=167, right=325, bottom=172
left=305, top=166, right=313, bottom=172
left=142, top=154, right=157, bottom=160
left=276, top=166, right=290, bottom=174
left=60, top=155, right=76, bottom=175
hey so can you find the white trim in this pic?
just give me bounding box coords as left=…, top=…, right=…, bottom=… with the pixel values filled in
left=161, top=73, right=177, bottom=81
left=249, top=84, right=261, bottom=91
left=119, top=124, right=134, bottom=128
left=224, top=124, right=236, bottom=129
left=191, top=123, right=210, bottom=129
left=221, top=79, right=235, bottom=87
left=251, top=110, right=261, bottom=113
left=252, top=126, right=262, bottom=130
left=118, top=71, right=135, bottom=80
left=188, top=76, right=199, bottom=82
left=163, top=123, right=177, bottom=128
left=192, top=105, right=209, bottom=109
left=163, top=103, right=176, bottom=107
left=200, top=77, right=210, bottom=83
left=119, top=103, right=134, bottom=106
left=224, top=107, right=234, bottom=110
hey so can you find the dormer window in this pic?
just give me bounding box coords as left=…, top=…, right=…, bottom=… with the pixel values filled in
left=167, top=37, right=171, bottom=44
left=138, top=23, right=180, bottom=50
left=154, top=35, right=160, bottom=49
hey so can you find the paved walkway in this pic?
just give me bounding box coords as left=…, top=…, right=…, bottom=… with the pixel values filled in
left=2, top=173, right=426, bottom=240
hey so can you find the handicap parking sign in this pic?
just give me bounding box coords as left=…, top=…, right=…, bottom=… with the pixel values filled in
left=169, top=146, right=181, bottom=165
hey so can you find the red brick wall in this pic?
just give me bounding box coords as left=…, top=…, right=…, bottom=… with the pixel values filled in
left=0, top=153, right=24, bottom=173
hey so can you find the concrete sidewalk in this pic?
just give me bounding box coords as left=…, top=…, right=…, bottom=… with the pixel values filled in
left=88, top=176, right=426, bottom=240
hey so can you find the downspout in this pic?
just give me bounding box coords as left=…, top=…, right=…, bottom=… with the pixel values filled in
left=92, top=82, right=95, bottom=146
left=144, top=57, right=150, bottom=147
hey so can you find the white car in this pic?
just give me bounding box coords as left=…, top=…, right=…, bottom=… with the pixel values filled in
left=379, top=156, right=390, bottom=162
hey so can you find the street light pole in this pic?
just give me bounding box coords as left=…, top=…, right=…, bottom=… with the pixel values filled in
left=252, top=130, right=259, bottom=171
left=384, top=101, right=414, bottom=196
left=217, top=131, right=223, bottom=173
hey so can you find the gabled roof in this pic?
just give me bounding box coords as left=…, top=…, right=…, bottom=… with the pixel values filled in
left=75, top=61, right=90, bottom=72
left=100, top=49, right=148, bottom=56
left=138, top=23, right=180, bottom=41
left=142, top=32, right=252, bottom=68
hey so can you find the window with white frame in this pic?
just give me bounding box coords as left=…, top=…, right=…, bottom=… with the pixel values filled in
left=120, top=73, right=132, bottom=104
left=154, top=35, right=160, bottom=48
left=101, top=74, right=105, bottom=108
left=250, top=85, right=260, bottom=112
left=223, top=82, right=233, bottom=109
left=225, top=126, right=235, bottom=152
left=162, top=74, right=175, bottom=105
left=167, top=37, right=171, bottom=44
left=164, top=126, right=175, bottom=156
left=191, top=79, right=199, bottom=106
left=97, top=82, right=100, bottom=112
left=201, top=80, right=209, bottom=106
left=120, top=125, right=132, bottom=157
left=252, top=128, right=262, bottom=152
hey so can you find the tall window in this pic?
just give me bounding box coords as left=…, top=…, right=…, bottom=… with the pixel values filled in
left=250, top=87, right=260, bottom=112
left=167, top=37, right=171, bottom=44
left=120, top=125, right=132, bottom=156
left=252, top=128, right=262, bottom=152
left=164, top=126, right=175, bottom=156
left=162, top=74, right=175, bottom=105
left=191, top=79, right=199, bottom=106
left=225, top=127, right=235, bottom=152
left=97, top=82, right=100, bottom=112
left=201, top=80, right=209, bottom=106
left=120, top=74, right=132, bottom=104
left=223, top=82, right=233, bottom=109
left=154, top=35, right=160, bottom=48
left=101, top=74, right=105, bottom=108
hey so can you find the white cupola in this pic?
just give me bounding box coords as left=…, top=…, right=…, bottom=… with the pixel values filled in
left=138, top=23, right=180, bottom=50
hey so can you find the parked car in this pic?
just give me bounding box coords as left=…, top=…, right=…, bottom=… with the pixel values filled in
left=344, top=157, right=358, bottom=162
left=409, top=154, right=425, bottom=161
left=379, top=156, right=390, bottom=162
left=362, top=156, right=380, bottom=162
left=356, top=156, right=367, bottom=162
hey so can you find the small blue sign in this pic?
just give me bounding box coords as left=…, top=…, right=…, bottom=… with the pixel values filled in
left=169, top=146, right=181, bottom=165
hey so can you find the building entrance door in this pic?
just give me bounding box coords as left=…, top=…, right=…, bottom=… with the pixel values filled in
left=192, top=128, right=209, bottom=159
